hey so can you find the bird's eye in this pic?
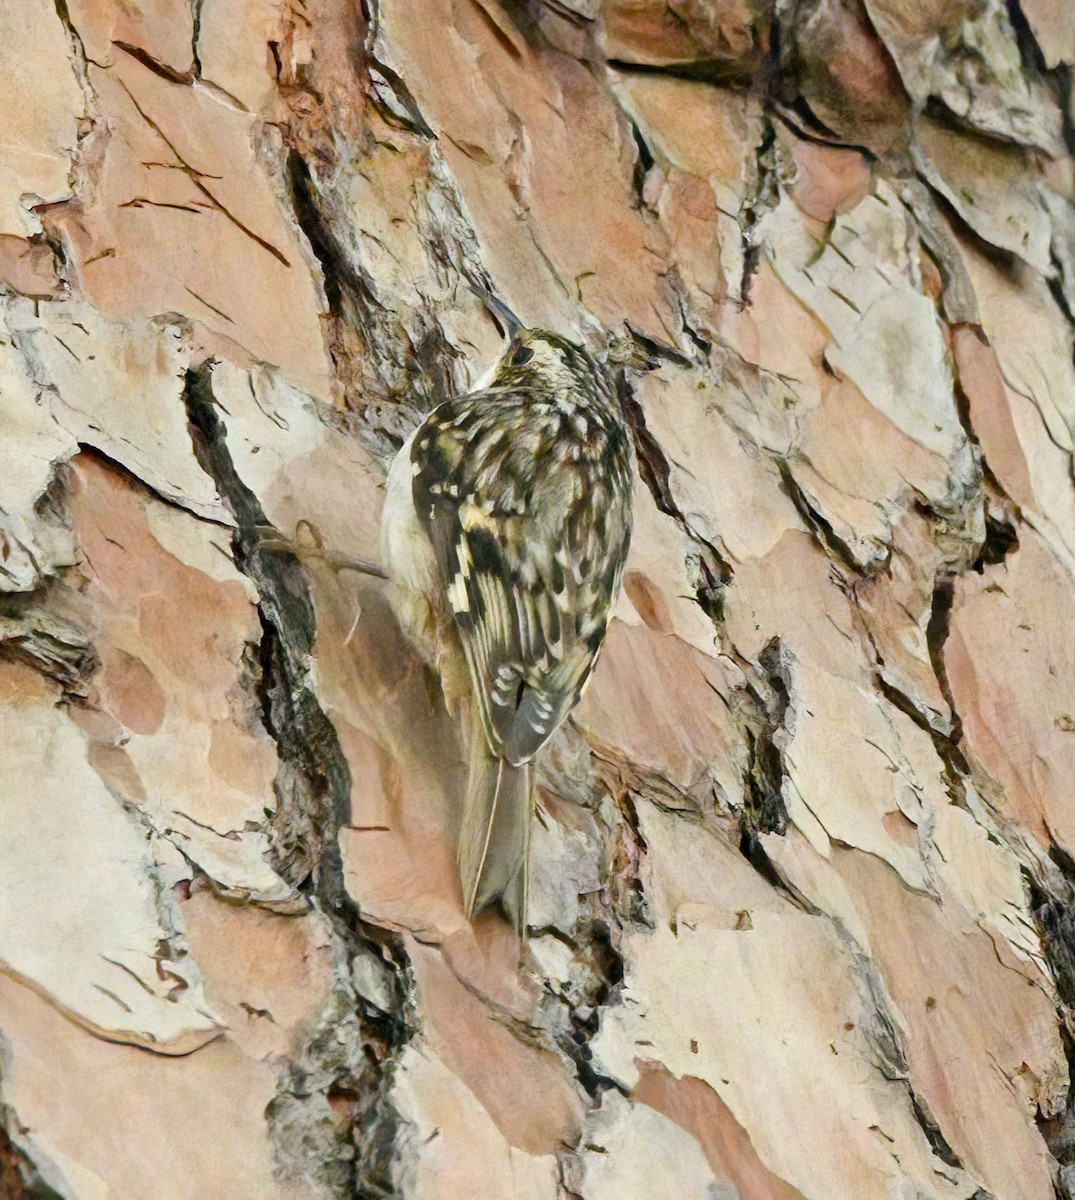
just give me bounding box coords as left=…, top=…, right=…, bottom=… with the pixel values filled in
left=511, top=345, right=534, bottom=366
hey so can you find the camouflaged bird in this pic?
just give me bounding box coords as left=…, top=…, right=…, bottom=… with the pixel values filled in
left=381, top=327, right=634, bottom=929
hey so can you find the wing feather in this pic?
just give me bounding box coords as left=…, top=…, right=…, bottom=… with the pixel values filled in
left=411, top=387, right=633, bottom=766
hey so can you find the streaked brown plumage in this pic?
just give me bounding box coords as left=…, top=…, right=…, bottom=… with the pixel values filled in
left=381, top=328, right=634, bottom=928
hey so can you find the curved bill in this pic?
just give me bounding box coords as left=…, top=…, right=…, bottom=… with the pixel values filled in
left=470, top=283, right=524, bottom=338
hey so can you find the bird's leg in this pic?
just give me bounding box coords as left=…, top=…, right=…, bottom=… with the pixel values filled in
left=253, top=521, right=388, bottom=579
left=253, top=522, right=386, bottom=650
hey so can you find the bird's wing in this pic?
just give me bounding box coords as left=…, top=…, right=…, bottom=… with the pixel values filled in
left=410, top=391, right=632, bottom=766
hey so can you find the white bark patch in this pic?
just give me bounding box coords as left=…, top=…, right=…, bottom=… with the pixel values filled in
left=7, top=300, right=227, bottom=522
left=0, top=663, right=221, bottom=1053
left=0, top=0, right=81, bottom=237
left=579, top=1091, right=728, bottom=1200
left=391, top=1043, right=560, bottom=1200
left=763, top=188, right=966, bottom=465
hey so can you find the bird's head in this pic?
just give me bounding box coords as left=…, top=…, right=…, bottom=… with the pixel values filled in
left=496, top=328, right=610, bottom=403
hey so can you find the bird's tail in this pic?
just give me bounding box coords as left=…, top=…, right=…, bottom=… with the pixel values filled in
left=458, top=735, right=532, bottom=932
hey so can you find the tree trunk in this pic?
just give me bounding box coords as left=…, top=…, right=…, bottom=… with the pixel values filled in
left=2, top=1, right=1074, bottom=1197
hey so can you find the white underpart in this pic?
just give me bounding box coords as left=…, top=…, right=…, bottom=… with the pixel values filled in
left=381, top=425, right=437, bottom=597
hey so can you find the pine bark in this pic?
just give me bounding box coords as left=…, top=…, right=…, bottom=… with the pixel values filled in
left=1, top=2, right=1074, bottom=1198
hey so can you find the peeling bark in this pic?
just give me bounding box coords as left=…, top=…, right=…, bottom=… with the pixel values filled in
left=2, top=1, right=1075, bottom=1198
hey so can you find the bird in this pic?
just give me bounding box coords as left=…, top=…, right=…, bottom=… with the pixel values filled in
left=381, top=320, right=635, bottom=930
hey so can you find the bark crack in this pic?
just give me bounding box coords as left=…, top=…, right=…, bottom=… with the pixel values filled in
left=116, top=77, right=288, bottom=264
left=777, top=457, right=865, bottom=574
left=739, top=637, right=791, bottom=846
left=182, top=364, right=413, bottom=1198
left=0, top=1114, right=65, bottom=1200
left=615, top=371, right=810, bottom=904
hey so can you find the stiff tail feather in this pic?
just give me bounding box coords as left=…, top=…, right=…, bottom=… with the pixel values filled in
left=458, top=736, right=532, bottom=932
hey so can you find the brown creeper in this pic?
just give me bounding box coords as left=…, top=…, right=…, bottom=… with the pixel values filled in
left=381, top=327, right=634, bottom=928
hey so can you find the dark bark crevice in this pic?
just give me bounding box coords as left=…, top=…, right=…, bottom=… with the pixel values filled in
left=924, top=576, right=962, bottom=748
left=917, top=173, right=1026, bottom=282
left=625, top=116, right=656, bottom=215
left=182, top=363, right=413, bottom=1199
left=287, top=152, right=379, bottom=324
left=972, top=514, right=1019, bottom=573
left=285, top=149, right=463, bottom=459
left=873, top=673, right=969, bottom=809
left=740, top=637, right=790, bottom=841
left=605, top=56, right=759, bottom=88
left=553, top=914, right=628, bottom=1102
left=365, top=57, right=437, bottom=139
left=739, top=117, right=778, bottom=308
left=776, top=457, right=864, bottom=576
left=0, top=1119, right=65, bottom=1200
left=1026, top=858, right=1075, bottom=1196
left=909, top=1089, right=964, bottom=1171
left=0, top=602, right=96, bottom=698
